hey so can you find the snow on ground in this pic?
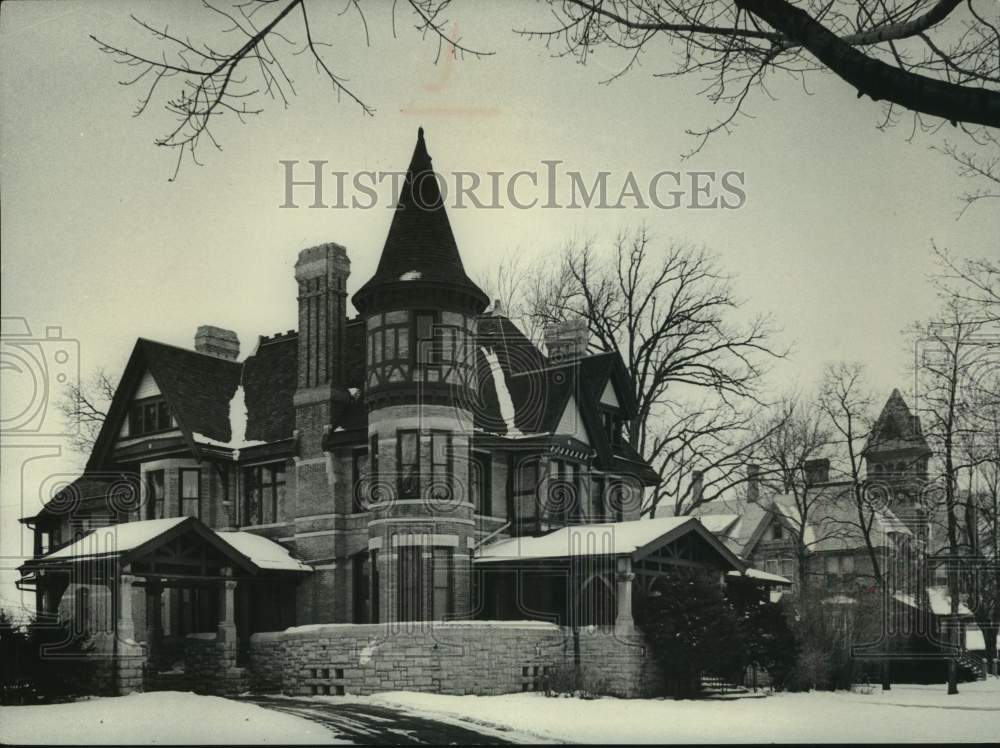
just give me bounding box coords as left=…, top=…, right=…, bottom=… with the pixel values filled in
left=356, top=679, right=1000, bottom=744
left=0, top=691, right=344, bottom=745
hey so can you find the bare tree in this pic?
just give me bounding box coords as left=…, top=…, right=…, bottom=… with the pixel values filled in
left=92, top=0, right=491, bottom=179
left=754, top=397, right=845, bottom=595
left=818, top=362, right=887, bottom=586
left=57, top=368, right=118, bottom=455
left=910, top=295, right=994, bottom=694
left=526, top=227, right=786, bottom=516
left=931, top=244, right=1000, bottom=323
left=527, top=1, right=1000, bottom=154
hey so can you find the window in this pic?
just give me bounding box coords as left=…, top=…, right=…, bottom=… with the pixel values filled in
left=129, top=397, right=173, bottom=437
left=471, top=452, right=492, bottom=515
left=353, top=448, right=369, bottom=512
left=414, top=311, right=441, bottom=366
left=397, top=546, right=424, bottom=621
left=352, top=551, right=370, bottom=623
left=780, top=558, right=794, bottom=579
left=770, top=523, right=784, bottom=540
left=602, top=411, right=623, bottom=446
left=432, top=548, right=453, bottom=620
left=180, top=469, right=201, bottom=518
left=591, top=475, right=605, bottom=520
left=547, top=459, right=580, bottom=523
left=512, top=456, right=540, bottom=527
left=146, top=470, right=165, bottom=520
left=398, top=430, right=420, bottom=499
left=370, top=550, right=380, bottom=623
left=242, top=462, right=286, bottom=525
left=429, top=431, right=453, bottom=501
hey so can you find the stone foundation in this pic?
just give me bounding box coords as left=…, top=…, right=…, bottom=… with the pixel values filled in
left=248, top=621, right=661, bottom=698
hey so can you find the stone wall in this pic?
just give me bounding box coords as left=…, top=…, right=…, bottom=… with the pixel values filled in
left=184, top=633, right=248, bottom=696
left=248, top=621, right=661, bottom=698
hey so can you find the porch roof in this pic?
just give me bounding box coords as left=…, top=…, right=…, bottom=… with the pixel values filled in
left=20, top=517, right=311, bottom=577
left=726, top=567, right=793, bottom=586
left=474, top=516, right=745, bottom=571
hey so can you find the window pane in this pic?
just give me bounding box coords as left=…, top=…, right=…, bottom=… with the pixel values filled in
left=181, top=470, right=200, bottom=499
left=157, top=401, right=171, bottom=430
left=399, top=431, right=419, bottom=499
left=353, top=450, right=369, bottom=511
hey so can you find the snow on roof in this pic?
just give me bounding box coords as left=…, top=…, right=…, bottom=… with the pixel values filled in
left=41, top=517, right=188, bottom=560
left=726, top=567, right=792, bottom=585
left=893, top=588, right=973, bottom=617
left=191, top=385, right=267, bottom=450
left=966, top=624, right=999, bottom=652
left=38, top=518, right=311, bottom=573
left=698, top=514, right=740, bottom=534
left=481, top=346, right=524, bottom=437
left=475, top=516, right=693, bottom=562
left=215, top=531, right=312, bottom=572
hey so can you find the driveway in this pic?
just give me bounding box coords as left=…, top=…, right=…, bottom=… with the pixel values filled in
left=238, top=694, right=519, bottom=744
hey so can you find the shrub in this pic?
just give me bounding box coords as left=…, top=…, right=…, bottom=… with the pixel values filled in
left=635, top=569, right=746, bottom=698
left=0, top=609, right=98, bottom=703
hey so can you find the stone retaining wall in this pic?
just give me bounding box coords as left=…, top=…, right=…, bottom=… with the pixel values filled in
left=248, top=621, right=661, bottom=698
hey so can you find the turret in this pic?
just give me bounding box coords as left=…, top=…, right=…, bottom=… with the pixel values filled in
left=353, top=129, right=487, bottom=623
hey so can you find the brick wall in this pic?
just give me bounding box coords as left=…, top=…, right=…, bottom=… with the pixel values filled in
left=248, top=621, right=660, bottom=698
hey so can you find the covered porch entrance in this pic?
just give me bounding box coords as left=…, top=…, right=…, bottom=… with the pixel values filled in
left=473, top=516, right=746, bottom=631
left=19, top=516, right=311, bottom=695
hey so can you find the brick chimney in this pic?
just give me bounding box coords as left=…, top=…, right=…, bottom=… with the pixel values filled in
left=544, top=319, right=589, bottom=362
left=747, top=463, right=760, bottom=502
left=294, top=243, right=351, bottom=458
left=295, top=243, right=351, bottom=390
left=194, top=325, right=239, bottom=360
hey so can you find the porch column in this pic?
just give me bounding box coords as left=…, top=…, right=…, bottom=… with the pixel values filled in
left=218, top=567, right=237, bottom=643
left=114, top=567, right=137, bottom=642
left=39, top=571, right=69, bottom=619
left=145, top=578, right=164, bottom=667
left=615, top=556, right=636, bottom=634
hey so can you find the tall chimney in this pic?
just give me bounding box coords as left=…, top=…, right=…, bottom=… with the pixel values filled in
left=544, top=319, right=589, bottom=362
left=194, top=325, right=239, bottom=360
left=295, top=243, right=351, bottom=390
left=690, top=470, right=704, bottom=505
left=804, top=458, right=830, bottom=486
left=747, top=463, right=760, bottom=502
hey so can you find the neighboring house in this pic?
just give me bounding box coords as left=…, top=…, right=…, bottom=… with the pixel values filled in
left=694, top=390, right=992, bottom=674
left=17, top=130, right=747, bottom=695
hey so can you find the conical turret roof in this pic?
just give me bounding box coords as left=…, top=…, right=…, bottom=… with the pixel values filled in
left=353, top=128, right=488, bottom=312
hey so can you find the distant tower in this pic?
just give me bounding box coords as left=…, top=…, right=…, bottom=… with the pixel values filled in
left=352, top=128, right=489, bottom=623
left=863, top=389, right=932, bottom=533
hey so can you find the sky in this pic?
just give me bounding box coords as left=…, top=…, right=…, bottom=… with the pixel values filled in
left=1, top=0, right=997, bottom=613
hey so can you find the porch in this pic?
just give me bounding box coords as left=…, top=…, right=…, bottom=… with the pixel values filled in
left=17, top=516, right=311, bottom=695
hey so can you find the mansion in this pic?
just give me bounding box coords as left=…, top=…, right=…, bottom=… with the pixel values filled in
left=17, top=130, right=752, bottom=697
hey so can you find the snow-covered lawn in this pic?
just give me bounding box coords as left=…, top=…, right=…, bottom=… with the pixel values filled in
left=0, top=691, right=343, bottom=745
left=356, top=679, right=1000, bottom=744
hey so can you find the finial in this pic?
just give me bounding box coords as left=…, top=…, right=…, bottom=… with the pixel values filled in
left=418, top=126, right=425, bottom=142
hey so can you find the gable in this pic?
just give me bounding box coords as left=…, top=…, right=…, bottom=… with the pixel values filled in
left=556, top=395, right=590, bottom=444
left=599, top=379, right=620, bottom=409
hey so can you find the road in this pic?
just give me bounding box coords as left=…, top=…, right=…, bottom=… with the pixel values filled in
left=239, top=694, right=520, bottom=745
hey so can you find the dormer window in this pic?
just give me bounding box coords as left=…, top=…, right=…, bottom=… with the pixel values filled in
left=770, top=522, right=784, bottom=540
left=602, top=411, right=623, bottom=447
left=129, top=397, right=173, bottom=437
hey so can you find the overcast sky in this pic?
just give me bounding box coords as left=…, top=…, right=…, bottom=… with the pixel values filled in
left=1, top=1, right=997, bottom=610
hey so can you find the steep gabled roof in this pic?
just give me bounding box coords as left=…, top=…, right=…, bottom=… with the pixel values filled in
left=353, top=128, right=488, bottom=312
left=87, top=339, right=241, bottom=470
left=865, top=388, right=931, bottom=456
left=243, top=333, right=297, bottom=443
